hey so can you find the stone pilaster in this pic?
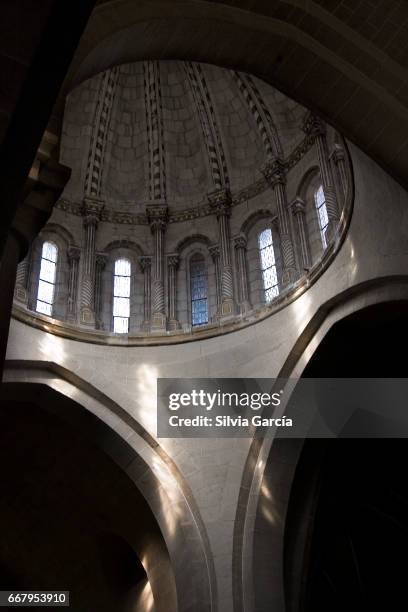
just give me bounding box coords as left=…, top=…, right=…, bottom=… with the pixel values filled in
left=14, top=252, right=30, bottom=305
left=208, top=189, right=235, bottom=318
left=234, top=234, right=251, bottom=313
left=291, top=198, right=311, bottom=270
left=331, top=143, right=347, bottom=200
left=262, top=159, right=298, bottom=286
left=167, top=254, right=180, bottom=331
left=208, top=244, right=221, bottom=313
left=94, top=252, right=108, bottom=330
left=80, top=197, right=104, bottom=326
left=303, top=113, right=340, bottom=241
left=140, top=256, right=152, bottom=331
left=147, top=204, right=168, bottom=331
left=67, top=245, right=80, bottom=323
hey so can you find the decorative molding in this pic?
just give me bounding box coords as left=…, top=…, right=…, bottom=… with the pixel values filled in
left=146, top=203, right=168, bottom=232
left=144, top=61, right=166, bottom=201
left=185, top=61, right=229, bottom=190
left=208, top=188, right=232, bottom=216
left=262, top=158, right=286, bottom=187
left=233, top=234, right=247, bottom=250
left=84, top=67, right=119, bottom=198
left=167, top=254, right=179, bottom=269
left=233, top=71, right=283, bottom=159
left=302, top=111, right=326, bottom=139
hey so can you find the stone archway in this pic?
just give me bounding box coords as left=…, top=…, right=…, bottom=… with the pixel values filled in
left=1, top=363, right=217, bottom=612
left=233, top=279, right=408, bottom=612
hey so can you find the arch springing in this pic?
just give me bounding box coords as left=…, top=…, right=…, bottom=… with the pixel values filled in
left=113, top=258, right=131, bottom=333
left=258, top=228, right=279, bottom=302
left=190, top=254, right=208, bottom=326
left=36, top=241, right=58, bottom=316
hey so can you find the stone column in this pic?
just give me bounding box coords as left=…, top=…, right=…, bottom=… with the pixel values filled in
left=140, top=256, right=152, bottom=331
left=303, top=113, right=340, bottom=241
left=291, top=197, right=311, bottom=270
left=167, top=254, right=180, bottom=331
left=262, top=159, right=298, bottom=286
left=234, top=234, right=251, bottom=313
left=94, top=252, right=108, bottom=330
left=67, top=246, right=80, bottom=323
left=147, top=205, right=168, bottom=331
left=80, top=198, right=104, bottom=326
left=14, top=251, right=30, bottom=305
left=331, top=143, right=347, bottom=200
left=208, top=244, right=221, bottom=311
left=208, top=189, right=235, bottom=318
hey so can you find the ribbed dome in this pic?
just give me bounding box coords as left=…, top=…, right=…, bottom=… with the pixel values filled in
left=60, top=60, right=308, bottom=214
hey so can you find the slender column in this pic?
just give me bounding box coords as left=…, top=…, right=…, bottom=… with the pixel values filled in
left=234, top=234, right=251, bottom=313
left=291, top=197, right=311, bottom=270
left=147, top=205, right=168, bottom=331
left=331, top=143, right=347, bottom=200
left=67, top=246, right=80, bottom=323
left=94, top=253, right=108, bottom=330
left=167, top=254, right=180, bottom=331
left=208, top=244, right=221, bottom=310
left=208, top=189, right=235, bottom=317
left=80, top=198, right=104, bottom=326
left=140, top=256, right=152, bottom=331
left=14, top=251, right=30, bottom=305
left=262, top=160, right=298, bottom=286
left=303, top=114, right=340, bottom=241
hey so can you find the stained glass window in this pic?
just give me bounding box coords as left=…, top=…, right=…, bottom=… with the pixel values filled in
left=190, top=254, right=208, bottom=326
left=258, top=228, right=279, bottom=302
left=113, top=258, right=131, bottom=333
left=315, top=185, right=329, bottom=248
left=36, top=241, right=58, bottom=316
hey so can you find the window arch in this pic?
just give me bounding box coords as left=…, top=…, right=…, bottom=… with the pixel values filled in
left=314, top=184, right=329, bottom=248
left=258, top=228, right=279, bottom=302
left=113, top=258, right=131, bottom=333
left=36, top=241, right=58, bottom=316
left=190, top=253, right=208, bottom=326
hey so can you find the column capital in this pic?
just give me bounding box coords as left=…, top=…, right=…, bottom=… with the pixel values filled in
left=82, top=197, right=104, bottom=226
left=233, top=234, right=247, bottom=250
left=167, top=254, right=179, bottom=270
left=208, top=188, right=232, bottom=216
left=67, top=245, right=81, bottom=263
left=331, top=143, right=345, bottom=163
left=261, top=158, right=286, bottom=187
left=291, top=197, right=306, bottom=215
left=302, top=112, right=326, bottom=138
left=208, top=244, right=220, bottom=261
left=146, top=204, right=168, bottom=231
left=95, top=252, right=108, bottom=269
left=139, top=255, right=152, bottom=271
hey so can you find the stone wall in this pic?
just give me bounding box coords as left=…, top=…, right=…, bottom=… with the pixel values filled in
left=7, top=142, right=408, bottom=611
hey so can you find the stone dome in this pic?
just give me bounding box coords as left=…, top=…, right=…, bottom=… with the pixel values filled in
left=13, top=60, right=353, bottom=343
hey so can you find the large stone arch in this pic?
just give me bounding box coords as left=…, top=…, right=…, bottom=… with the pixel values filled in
left=52, top=1, right=408, bottom=190
left=2, top=360, right=217, bottom=612
left=232, top=275, right=408, bottom=612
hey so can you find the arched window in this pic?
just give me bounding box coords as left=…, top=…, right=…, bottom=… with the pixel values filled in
left=190, top=253, right=208, bottom=326
left=36, top=241, right=58, bottom=316
left=113, top=258, right=131, bottom=333
left=258, top=228, right=279, bottom=302
left=314, top=184, right=329, bottom=248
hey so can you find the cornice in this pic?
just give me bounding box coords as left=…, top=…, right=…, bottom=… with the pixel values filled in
left=54, top=131, right=330, bottom=226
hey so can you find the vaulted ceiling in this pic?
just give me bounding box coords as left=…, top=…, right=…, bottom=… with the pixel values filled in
left=1, top=0, right=407, bottom=256
left=57, top=0, right=408, bottom=188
